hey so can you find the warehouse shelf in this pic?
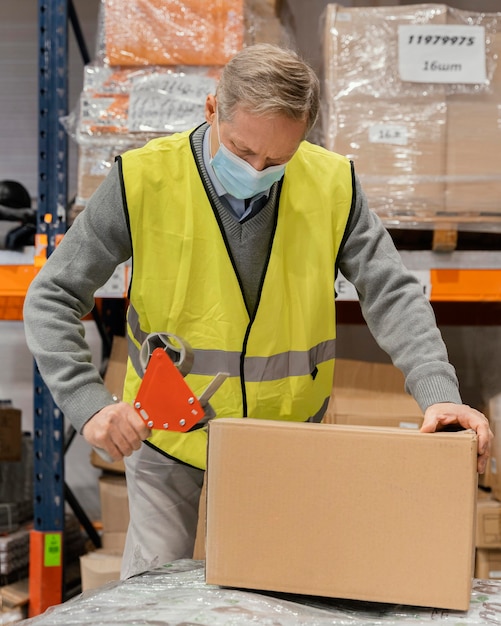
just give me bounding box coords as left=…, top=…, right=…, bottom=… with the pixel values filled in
left=0, top=249, right=37, bottom=319
left=401, top=251, right=501, bottom=302
left=335, top=250, right=501, bottom=303
left=23, top=0, right=103, bottom=616
left=0, top=264, right=38, bottom=297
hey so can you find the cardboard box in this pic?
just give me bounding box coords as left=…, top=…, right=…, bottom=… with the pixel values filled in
left=322, top=4, right=501, bottom=221
left=324, top=359, right=423, bottom=429
left=79, top=549, right=122, bottom=591
left=104, top=335, right=128, bottom=400
left=330, top=98, right=446, bottom=216
left=476, top=493, right=501, bottom=548
left=487, top=396, right=501, bottom=502
left=322, top=4, right=448, bottom=105
left=89, top=336, right=129, bottom=474
left=90, top=450, right=125, bottom=474
left=205, top=418, right=477, bottom=610
left=103, top=0, right=244, bottom=66
left=101, top=531, right=127, bottom=552
left=0, top=407, right=21, bottom=462
left=99, top=474, right=129, bottom=534
left=475, top=548, right=501, bottom=580
left=445, top=101, right=501, bottom=214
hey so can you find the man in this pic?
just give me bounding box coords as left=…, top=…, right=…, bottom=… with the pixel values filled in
left=24, top=44, right=492, bottom=579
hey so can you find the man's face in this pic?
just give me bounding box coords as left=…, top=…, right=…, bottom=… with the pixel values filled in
left=206, top=99, right=307, bottom=172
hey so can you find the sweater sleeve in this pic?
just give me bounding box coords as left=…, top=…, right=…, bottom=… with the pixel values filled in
left=23, top=163, right=132, bottom=433
left=337, top=170, right=462, bottom=411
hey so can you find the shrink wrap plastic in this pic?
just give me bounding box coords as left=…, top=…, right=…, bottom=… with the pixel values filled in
left=77, top=64, right=221, bottom=138
left=102, top=0, right=244, bottom=67
left=65, top=0, right=287, bottom=208
left=19, top=559, right=501, bottom=625
left=322, top=4, right=501, bottom=226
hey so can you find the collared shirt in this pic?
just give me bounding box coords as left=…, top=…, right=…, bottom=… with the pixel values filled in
left=202, top=126, right=269, bottom=223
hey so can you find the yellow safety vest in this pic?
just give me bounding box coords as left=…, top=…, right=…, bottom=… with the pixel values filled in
left=119, top=127, right=353, bottom=469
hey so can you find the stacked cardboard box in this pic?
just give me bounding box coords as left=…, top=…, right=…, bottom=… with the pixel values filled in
left=98, top=473, right=129, bottom=552
left=79, top=474, right=129, bottom=591
left=475, top=489, right=501, bottom=579
left=89, top=334, right=128, bottom=474
left=477, top=396, right=501, bottom=578
left=0, top=430, right=33, bottom=535
left=323, top=358, right=423, bottom=428
left=102, top=0, right=244, bottom=67
left=0, top=403, right=21, bottom=463
left=81, top=336, right=130, bottom=591
left=322, top=4, right=501, bottom=222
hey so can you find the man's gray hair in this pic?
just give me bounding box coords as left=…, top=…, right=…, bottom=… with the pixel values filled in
left=216, top=44, right=320, bottom=136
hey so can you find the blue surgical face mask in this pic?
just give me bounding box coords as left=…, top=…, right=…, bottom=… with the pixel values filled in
left=210, top=111, right=287, bottom=200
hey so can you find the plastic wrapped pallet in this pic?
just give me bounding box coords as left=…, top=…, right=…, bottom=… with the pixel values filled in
left=244, top=0, right=290, bottom=46
left=66, top=0, right=290, bottom=219
left=445, top=15, right=501, bottom=215
left=98, top=0, right=287, bottom=67
left=70, top=65, right=220, bottom=206
left=322, top=3, right=501, bottom=223
left=102, top=0, right=244, bottom=66
left=77, top=65, right=220, bottom=139
left=332, top=98, right=447, bottom=216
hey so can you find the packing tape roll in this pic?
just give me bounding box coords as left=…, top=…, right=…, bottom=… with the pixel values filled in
left=139, top=332, right=194, bottom=377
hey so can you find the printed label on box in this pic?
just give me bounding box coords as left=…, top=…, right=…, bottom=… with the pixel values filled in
left=399, top=25, right=487, bottom=84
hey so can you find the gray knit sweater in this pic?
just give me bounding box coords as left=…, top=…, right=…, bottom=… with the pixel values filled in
left=23, top=124, right=461, bottom=433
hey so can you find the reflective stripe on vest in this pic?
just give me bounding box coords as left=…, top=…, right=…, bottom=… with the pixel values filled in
left=128, top=302, right=336, bottom=380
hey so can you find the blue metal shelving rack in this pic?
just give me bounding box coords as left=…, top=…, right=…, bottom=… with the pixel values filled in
left=29, top=0, right=69, bottom=615
left=29, top=1, right=105, bottom=615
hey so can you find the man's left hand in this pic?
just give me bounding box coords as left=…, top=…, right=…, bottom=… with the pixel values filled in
left=421, top=403, right=493, bottom=474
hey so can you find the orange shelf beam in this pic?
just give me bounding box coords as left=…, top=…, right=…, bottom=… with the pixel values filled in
left=430, top=269, right=501, bottom=302
left=0, top=265, right=39, bottom=320
left=0, top=265, right=39, bottom=297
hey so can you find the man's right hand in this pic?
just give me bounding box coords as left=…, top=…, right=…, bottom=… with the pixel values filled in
left=82, top=401, right=152, bottom=461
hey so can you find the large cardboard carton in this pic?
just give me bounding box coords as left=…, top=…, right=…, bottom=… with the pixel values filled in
left=330, top=99, right=446, bottom=216
left=487, top=396, right=501, bottom=502
left=99, top=474, right=129, bottom=534
left=104, top=335, right=128, bottom=400
left=90, top=450, right=125, bottom=474
left=445, top=101, right=501, bottom=214
left=322, top=4, right=448, bottom=105
left=79, top=549, right=122, bottom=591
left=89, top=335, right=129, bottom=474
left=0, top=407, right=21, bottom=462
left=324, top=359, right=423, bottom=428
left=476, top=492, right=501, bottom=548
left=101, top=531, right=127, bottom=552
left=103, top=0, right=244, bottom=66
left=322, top=4, right=501, bottom=221
left=322, top=4, right=448, bottom=219
left=475, top=548, right=501, bottom=580
left=205, top=418, right=477, bottom=610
